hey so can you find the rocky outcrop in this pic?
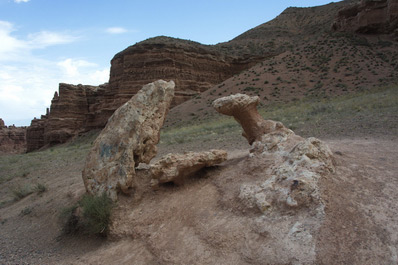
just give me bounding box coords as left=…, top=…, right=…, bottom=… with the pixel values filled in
left=149, top=150, right=228, bottom=189
left=213, top=94, right=335, bottom=263
left=82, top=80, right=175, bottom=201
left=332, top=0, right=398, bottom=34
left=26, top=83, right=109, bottom=152
left=213, top=94, right=293, bottom=145
left=0, top=119, right=27, bottom=154
left=108, top=37, right=259, bottom=108
left=26, top=37, right=261, bottom=152
left=82, top=80, right=229, bottom=201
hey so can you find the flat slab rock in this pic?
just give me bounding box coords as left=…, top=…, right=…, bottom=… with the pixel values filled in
left=150, top=150, right=228, bottom=188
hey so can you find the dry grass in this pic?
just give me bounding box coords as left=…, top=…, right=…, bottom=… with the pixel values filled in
left=160, top=86, right=398, bottom=144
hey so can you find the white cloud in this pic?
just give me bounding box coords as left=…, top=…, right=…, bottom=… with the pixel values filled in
left=28, top=31, right=79, bottom=48
left=0, top=21, right=79, bottom=61
left=14, top=0, right=30, bottom=3
left=57, top=58, right=109, bottom=84
left=0, top=21, right=109, bottom=126
left=106, top=27, right=128, bottom=34
left=0, top=21, right=27, bottom=61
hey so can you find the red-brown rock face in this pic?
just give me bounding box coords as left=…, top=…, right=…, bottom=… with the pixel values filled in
left=107, top=37, right=258, bottom=107
left=26, top=83, right=108, bottom=152
left=333, top=0, right=398, bottom=34
left=26, top=37, right=260, bottom=152
left=0, top=119, right=27, bottom=154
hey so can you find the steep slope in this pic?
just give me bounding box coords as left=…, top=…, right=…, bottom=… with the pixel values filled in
left=165, top=0, right=398, bottom=127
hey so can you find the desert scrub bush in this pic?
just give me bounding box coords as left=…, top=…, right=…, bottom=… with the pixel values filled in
left=11, top=184, right=33, bottom=200
left=34, top=183, right=47, bottom=194
left=60, top=193, right=113, bottom=236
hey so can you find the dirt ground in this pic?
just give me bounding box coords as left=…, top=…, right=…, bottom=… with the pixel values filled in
left=1, top=134, right=397, bottom=264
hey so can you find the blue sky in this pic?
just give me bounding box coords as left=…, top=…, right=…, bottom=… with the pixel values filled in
left=0, top=0, right=341, bottom=126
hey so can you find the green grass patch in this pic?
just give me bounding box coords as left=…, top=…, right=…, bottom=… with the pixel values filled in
left=161, top=86, right=398, bottom=143
left=60, top=193, right=114, bottom=236
left=11, top=184, right=33, bottom=201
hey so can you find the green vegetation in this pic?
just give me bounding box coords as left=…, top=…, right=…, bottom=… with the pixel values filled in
left=34, top=183, right=47, bottom=194
left=60, top=193, right=114, bottom=236
left=79, top=193, right=113, bottom=235
left=11, top=184, right=33, bottom=201
left=161, top=86, right=398, bottom=144
left=0, top=130, right=99, bottom=185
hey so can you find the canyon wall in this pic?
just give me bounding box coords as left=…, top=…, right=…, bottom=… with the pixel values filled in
left=25, top=37, right=260, bottom=151
left=333, top=0, right=398, bottom=34
left=0, top=119, right=27, bottom=155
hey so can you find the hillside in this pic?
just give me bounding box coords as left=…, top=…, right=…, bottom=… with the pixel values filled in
left=165, top=0, right=398, bottom=127
left=19, top=0, right=398, bottom=152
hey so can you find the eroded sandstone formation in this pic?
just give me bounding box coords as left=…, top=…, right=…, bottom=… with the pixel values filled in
left=108, top=37, right=259, bottom=107
left=26, top=37, right=261, bottom=152
left=0, top=119, right=27, bottom=154
left=333, top=0, right=398, bottom=34
left=82, top=80, right=175, bottom=201
left=149, top=150, right=228, bottom=189
left=213, top=93, right=335, bottom=263
left=213, top=94, right=293, bottom=145
left=26, top=83, right=109, bottom=152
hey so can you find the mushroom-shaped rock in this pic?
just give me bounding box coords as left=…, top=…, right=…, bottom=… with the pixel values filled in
left=212, top=94, right=290, bottom=144
left=150, top=149, right=227, bottom=188
left=82, top=80, right=175, bottom=201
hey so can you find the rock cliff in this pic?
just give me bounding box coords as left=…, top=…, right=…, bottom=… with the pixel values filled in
left=333, top=0, right=398, bottom=34
left=0, top=119, right=27, bottom=154
left=26, top=84, right=108, bottom=152
left=26, top=37, right=260, bottom=152
left=108, top=36, right=258, bottom=107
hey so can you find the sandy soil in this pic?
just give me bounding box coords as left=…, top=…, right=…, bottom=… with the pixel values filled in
left=1, top=135, right=397, bottom=264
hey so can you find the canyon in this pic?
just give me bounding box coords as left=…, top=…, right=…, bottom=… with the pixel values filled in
left=25, top=39, right=260, bottom=152
left=1, top=0, right=396, bottom=153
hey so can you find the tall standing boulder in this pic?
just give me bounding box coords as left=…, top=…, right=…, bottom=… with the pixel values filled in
left=82, top=80, right=175, bottom=200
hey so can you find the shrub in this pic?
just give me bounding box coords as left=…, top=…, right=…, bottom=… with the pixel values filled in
left=60, top=193, right=113, bottom=236
left=35, top=183, right=47, bottom=194
left=11, top=185, right=33, bottom=200
left=79, top=193, right=113, bottom=235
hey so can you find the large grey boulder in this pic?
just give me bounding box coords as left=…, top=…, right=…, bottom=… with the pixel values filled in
left=82, top=80, right=175, bottom=200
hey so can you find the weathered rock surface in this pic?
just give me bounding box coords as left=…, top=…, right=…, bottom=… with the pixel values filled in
left=213, top=94, right=293, bottom=145
left=213, top=93, right=335, bottom=263
left=26, top=83, right=109, bottom=152
left=82, top=80, right=175, bottom=200
left=0, top=119, right=27, bottom=154
left=109, top=37, right=259, bottom=108
left=333, top=0, right=398, bottom=34
left=150, top=150, right=228, bottom=188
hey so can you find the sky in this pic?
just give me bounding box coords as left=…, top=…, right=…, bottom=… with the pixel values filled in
left=0, top=0, right=341, bottom=126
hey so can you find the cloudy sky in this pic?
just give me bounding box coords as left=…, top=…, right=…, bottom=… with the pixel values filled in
left=0, top=0, right=340, bottom=126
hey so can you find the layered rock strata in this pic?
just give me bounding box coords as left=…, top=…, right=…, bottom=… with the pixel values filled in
left=108, top=37, right=259, bottom=108
left=26, top=83, right=108, bottom=152
left=333, top=0, right=398, bottom=34
left=26, top=37, right=261, bottom=152
left=0, top=119, right=27, bottom=154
